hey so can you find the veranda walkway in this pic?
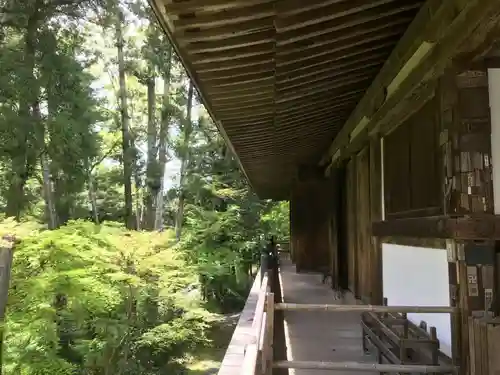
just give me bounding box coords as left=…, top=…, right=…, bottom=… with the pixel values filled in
left=279, top=258, right=377, bottom=375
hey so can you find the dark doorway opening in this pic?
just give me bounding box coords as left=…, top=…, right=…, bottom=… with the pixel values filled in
left=336, top=163, right=349, bottom=291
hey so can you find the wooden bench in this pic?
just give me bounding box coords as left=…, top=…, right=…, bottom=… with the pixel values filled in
left=361, top=299, right=455, bottom=374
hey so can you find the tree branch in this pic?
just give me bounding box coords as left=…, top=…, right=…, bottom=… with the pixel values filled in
left=90, top=139, right=121, bottom=172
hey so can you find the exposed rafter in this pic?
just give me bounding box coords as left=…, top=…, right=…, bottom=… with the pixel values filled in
left=150, top=0, right=430, bottom=199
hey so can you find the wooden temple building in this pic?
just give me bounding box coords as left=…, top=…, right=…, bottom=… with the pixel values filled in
left=149, top=0, right=500, bottom=374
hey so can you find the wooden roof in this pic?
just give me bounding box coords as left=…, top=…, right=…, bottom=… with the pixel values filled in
left=150, top=0, right=424, bottom=199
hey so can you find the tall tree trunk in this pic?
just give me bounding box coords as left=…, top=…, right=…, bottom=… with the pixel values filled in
left=134, top=172, right=142, bottom=230
left=144, top=76, right=157, bottom=229
left=154, top=47, right=173, bottom=231
left=87, top=171, right=99, bottom=224
left=33, top=73, right=57, bottom=229
left=115, top=11, right=134, bottom=229
left=175, top=80, right=194, bottom=241
left=41, top=151, right=57, bottom=229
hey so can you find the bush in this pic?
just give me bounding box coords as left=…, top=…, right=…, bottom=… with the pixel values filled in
left=3, top=219, right=214, bottom=375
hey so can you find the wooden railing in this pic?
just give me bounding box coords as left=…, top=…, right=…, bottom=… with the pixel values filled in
left=241, top=269, right=274, bottom=375
left=243, top=294, right=460, bottom=374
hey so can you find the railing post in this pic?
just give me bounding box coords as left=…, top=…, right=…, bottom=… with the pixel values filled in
left=260, top=254, right=267, bottom=283
left=264, top=292, right=275, bottom=375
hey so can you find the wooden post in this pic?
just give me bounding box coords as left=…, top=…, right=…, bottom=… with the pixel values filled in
left=263, top=292, right=274, bottom=375
left=254, top=282, right=268, bottom=352
left=361, top=313, right=368, bottom=354
left=457, top=260, right=470, bottom=375
left=429, top=326, right=439, bottom=375
left=400, top=312, right=409, bottom=373
left=430, top=326, right=439, bottom=364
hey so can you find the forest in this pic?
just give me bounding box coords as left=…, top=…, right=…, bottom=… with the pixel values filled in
left=0, top=0, right=289, bottom=374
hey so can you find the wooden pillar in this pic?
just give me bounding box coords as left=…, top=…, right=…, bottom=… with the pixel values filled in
left=369, top=135, right=383, bottom=304
left=345, top=158, right=358, bottom=294
left=289, top=166, right=333, bottom=273
left=328, top=168, right=340, bottom=290
left=355, top=147, right=371, bottom=302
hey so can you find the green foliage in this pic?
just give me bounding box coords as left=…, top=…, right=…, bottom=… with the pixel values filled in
left=261, top=201, right=290, bottom=240
left=4, top=220, right=214, bottom=375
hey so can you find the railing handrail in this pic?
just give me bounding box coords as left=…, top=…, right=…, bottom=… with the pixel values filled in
left=241, top=268, right=274, bottom=375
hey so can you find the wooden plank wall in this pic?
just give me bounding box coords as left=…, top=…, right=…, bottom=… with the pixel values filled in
left=450, top=70, right=493, bottom=215
left=342, top=139, right=383, bottom=303
left=290, top=172, right=334, bottom=273
left=383, top=98, right=442, bottom=219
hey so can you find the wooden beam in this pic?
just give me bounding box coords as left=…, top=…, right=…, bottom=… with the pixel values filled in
left=373, top=216, right=452, bottom=238
left=207, top=80, right=273, bottom=95
left=276, top=30, right=400, bottom=67
left=276, top=91, right=361, bottom=112
left=275, top=41, right=395, bottom=76
left=275, top=303, right=457, bottom=313
left=321, top=0, right=500, bottom=167
left=276, top=0, right=367, bottom=17
left=172, top=2, right=275, bottom=31
left=207, top=74, right=272, bottom=88
left=212, top=100, right=272, bottom=113
left=217, top=107, right=274, bottom=120
left=164, top=0, right=273, bottom=15
left=190, top=43, right=274, bottom=64
left=372, top=215, right=500, bottom=240
left=210, top=92, right=273, bottom=106
left=277, top=63, right=382, bottom=92
left=277, top=113, right=345, bottom=129
left=275, top=0, right=407, bottom=33
left=277, top=70, right=378, bottom=95
left=199, top=63, right=274, bottom=81
left=276, top=74, right=372, bottom=103
left=175, top=18, right=274, bottom=43
left=276, top=3, right=420, bottom=46
left=276, top=52, right=386, bottom=83
left=186, top=29, right=274, bottom=54
left=219, top=111, right=273, bottom=123
left=222, top=116, right=271, bottom=127
left=193, top=52, right=274, bottom=72
left=205, top=71, right=273, bottom=88
left=276, top=16, right=412, bottom=57
left=274, top=360, right=457, bottom=373
left=276, top=105, right=351, bottom=123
